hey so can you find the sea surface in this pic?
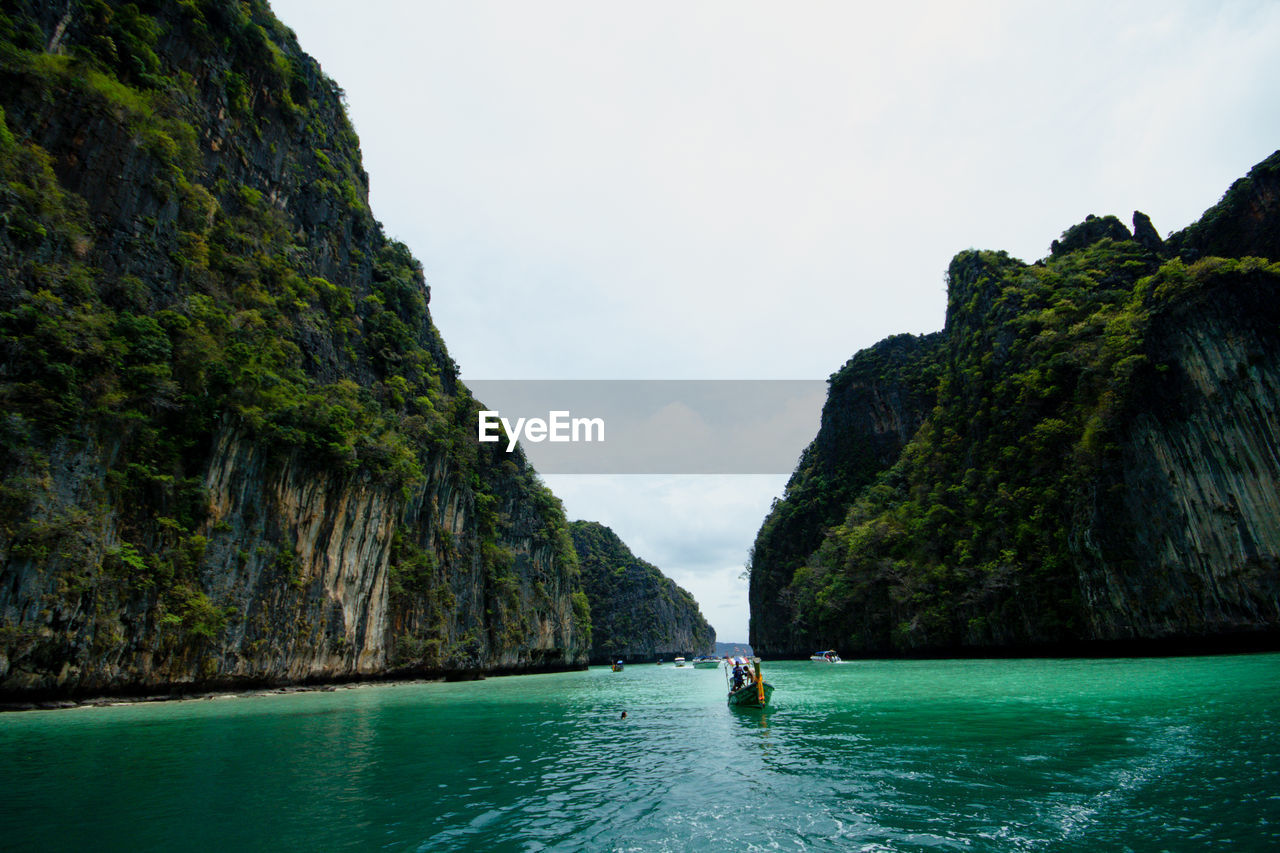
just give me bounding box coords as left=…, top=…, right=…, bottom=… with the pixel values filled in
left=1, top=654, right=1278, bottom=851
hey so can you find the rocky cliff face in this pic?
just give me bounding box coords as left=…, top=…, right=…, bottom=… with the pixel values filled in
left=570, top=521, right=714, bottom=664
left=1078, top=268, right=1280, bottom=640
left=749, top=152, right=1280, bottom=658
left=747, top=333, right=941, bottom=654
left=0, top=0, right=587, bottom=699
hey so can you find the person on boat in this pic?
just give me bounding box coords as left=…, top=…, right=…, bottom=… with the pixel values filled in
left=731, top=663, right=745, bottom=690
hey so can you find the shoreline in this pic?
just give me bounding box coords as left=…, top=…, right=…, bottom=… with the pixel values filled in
left=0, top=662, right=590, bottom=714
left=6, top=643, right=1280, bottom=712
left=754, top=630, right=1280, bottom=662
left=0, top=677, right=443, bottom=714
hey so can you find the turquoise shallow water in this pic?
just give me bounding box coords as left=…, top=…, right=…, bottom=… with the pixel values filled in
left=1, top=654, right=1279, bottom=851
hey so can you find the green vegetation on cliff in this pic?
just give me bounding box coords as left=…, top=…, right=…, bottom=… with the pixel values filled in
left=0, top=0, right=586, bottom=694
left=1, top=0, right=446, bottom=494
left=570, top=521, right=714, bottom=664
left=747, top=333, right=942, bottom=654
left=750, top=152, right=1280, bottom=656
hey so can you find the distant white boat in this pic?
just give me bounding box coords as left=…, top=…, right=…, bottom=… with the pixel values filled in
left=810, top=650, right=843, bottom=663
left=674, top=656, right=686, bottom=667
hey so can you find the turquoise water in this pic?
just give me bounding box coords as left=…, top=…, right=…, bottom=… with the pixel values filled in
left=1, top=655, right=1279, bottom=851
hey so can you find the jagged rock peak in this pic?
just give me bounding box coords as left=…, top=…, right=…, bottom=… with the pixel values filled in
left=1132, top=210, right=1163, bottom=252
left=1050, top=214, right=1132, bottom=257
left=943, top=249, right=1024, bottom=333
left=1166, top=149, right=1280, bottom=261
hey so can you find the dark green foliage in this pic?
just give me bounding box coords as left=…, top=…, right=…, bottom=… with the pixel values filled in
left=0, top=0, right=447, bottom=491
left=386, top=529, right=450, bottom=668
left=76, top=2, right=162, bottom=85
left=570, top=590, right=592, bottom=650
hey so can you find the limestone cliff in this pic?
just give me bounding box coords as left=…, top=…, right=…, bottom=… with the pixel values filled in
left=747, top=333, right=941, bottom=654
left=1077, top=267, right=1280, bottom=640
left=570, top=521, right=715, bottom=664
left=750, top=152, right=1280, bottom=658
left=0, top=0, right=588, bottom=699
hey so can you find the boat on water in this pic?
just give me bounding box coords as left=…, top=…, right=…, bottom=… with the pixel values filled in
left=674, top=656, right=686, bottom=667
left=611, top=660, right=624, bottom=672
left=725, top=657, right=773, bottom=708
left=810, top=650, right=843, bottom=663
left=692, top=657, right=722, bottom=669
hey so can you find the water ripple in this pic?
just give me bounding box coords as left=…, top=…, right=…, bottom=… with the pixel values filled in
left=1, top=657, right=1279, bottom=850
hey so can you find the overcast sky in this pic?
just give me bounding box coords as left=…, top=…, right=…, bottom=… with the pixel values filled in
left=271, top=0, right=1280, bottom=642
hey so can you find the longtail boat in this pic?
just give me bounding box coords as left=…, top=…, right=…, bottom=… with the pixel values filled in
left=725, top=657, right=773, bottom=708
